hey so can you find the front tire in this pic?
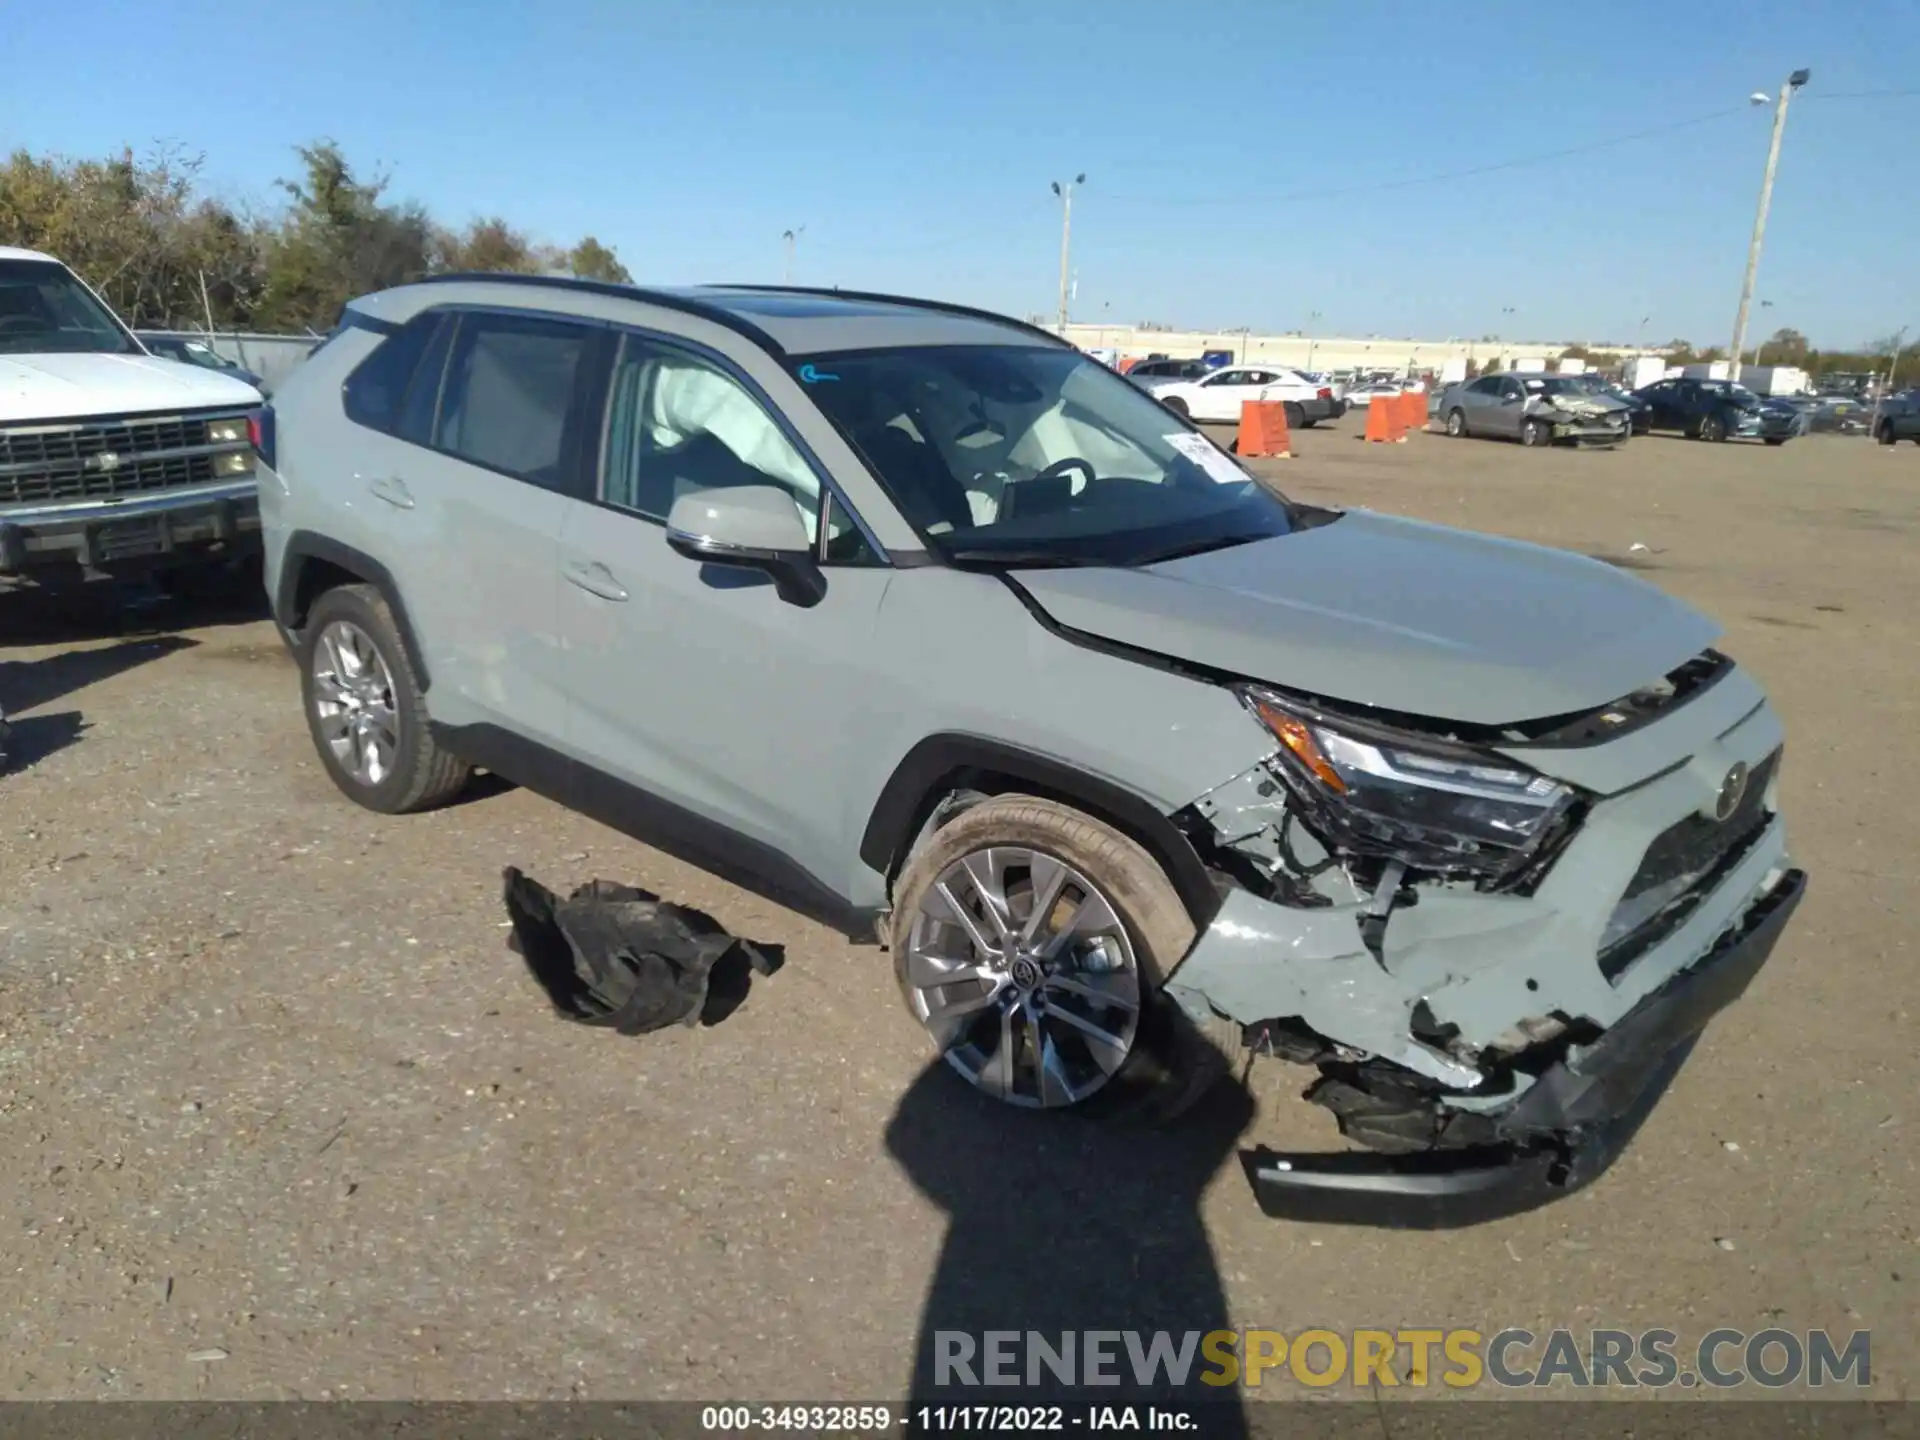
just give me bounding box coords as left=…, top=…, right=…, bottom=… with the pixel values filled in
left=890, top=794, right=1237, bottom=1124
left=1520, top=417, right=1549, bottom=448
left=299, top=584, right=471, bottom=814
left=1878, top=420, right=1896, bottom=445
left=1445, top=408, right=1467, bottom=438
left=1700, top=412, right=1727, bottom=442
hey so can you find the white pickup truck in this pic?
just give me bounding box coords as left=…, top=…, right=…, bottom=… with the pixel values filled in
left=0, top=246, right=264, bottom=590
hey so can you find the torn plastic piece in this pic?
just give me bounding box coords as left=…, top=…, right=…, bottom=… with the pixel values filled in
left=502, top=867, right=783, bottom=1033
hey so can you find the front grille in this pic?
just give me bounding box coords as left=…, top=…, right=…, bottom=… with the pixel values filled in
left=0, top=414, right=233, bottom=507
left=1599, top=747, right=1780, bottom=978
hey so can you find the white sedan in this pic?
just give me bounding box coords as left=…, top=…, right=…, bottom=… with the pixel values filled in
left=1141, top=365, right=1341, bottom=427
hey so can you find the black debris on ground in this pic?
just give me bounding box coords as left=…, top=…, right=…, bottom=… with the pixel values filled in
left=502, top=866, right=784, bottom=1034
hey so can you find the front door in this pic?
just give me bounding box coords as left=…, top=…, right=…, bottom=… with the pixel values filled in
left=555, top=331, right=891, bottom=892
left=1192, top=368, right=1261, bottom=422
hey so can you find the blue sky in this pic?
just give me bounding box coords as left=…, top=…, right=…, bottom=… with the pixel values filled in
left=4, top=0, right=1916, bottom=348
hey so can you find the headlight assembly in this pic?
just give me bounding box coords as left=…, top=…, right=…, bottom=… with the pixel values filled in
left=1240, top=686, right=1580, bottom=879
left=206, top=418, right=248, bottom=445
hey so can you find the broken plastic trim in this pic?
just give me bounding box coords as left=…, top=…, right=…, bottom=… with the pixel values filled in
left=1239, top=867, right=1806, bottom=1228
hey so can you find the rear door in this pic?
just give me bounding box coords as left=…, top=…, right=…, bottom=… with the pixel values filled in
left=385, top=307, right=610, bottom=746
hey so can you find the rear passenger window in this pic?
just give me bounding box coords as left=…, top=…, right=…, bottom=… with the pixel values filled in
left=435, top=313, right=593, bottom=491
left=342, top=313, right=441, bottom=432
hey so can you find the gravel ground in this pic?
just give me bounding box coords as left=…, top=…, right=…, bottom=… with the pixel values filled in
left=0, top=423, right=1914, bottom=1404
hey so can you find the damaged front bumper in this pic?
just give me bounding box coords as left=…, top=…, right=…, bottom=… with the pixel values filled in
left=1237, top=868, right=1803, bottom=1227
left=1166, top=668, right=1807, bottom=1227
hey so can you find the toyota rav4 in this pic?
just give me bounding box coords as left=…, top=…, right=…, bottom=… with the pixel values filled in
left=259, top=276, right=1805, bottom=1227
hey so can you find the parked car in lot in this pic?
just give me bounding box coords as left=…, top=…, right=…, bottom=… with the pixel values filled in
left=0, top=247, right=266, bottom=590
left=1873, top=388, right=1920, bottom=445
left=1630, top=377, right=1800, bottom=445
left=1341, top=380, right=1404, bottom=409
left=1125, top=357, right=1209, bottom=387
left=1436, top=373, right=1631, bottom=448
left=260, top=274, right=1804, bottom=1225
left=136, top=332, right=269, bottom=392
left=1139, top=364, right=1342, bottom=428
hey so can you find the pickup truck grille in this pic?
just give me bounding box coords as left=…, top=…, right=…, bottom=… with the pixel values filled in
left=0, top=414, right=233, bottom=507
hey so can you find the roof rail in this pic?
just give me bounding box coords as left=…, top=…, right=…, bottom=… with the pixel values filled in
left=410, top=271, right=789, bottom=357
left=705, top=284, right=1072, bottom=350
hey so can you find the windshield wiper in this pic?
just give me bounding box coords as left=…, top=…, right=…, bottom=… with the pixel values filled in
left=944, top=548, right=1103, bottom=568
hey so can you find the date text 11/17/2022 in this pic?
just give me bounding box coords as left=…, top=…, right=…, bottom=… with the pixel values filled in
left=700, top=1405, right=1202, bottom=1432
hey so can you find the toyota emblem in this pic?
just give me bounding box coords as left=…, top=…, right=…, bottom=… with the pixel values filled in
left=1714, top=761, right=1751, bottom=822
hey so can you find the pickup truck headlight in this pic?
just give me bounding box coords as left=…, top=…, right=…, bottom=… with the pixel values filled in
left=1240, top=686, right=1579, bottom=877
left=206, top=418, right=248, bottom=444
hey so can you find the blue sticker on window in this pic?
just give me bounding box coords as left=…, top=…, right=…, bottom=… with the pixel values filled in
left=798, top=364, right=839, bottom=383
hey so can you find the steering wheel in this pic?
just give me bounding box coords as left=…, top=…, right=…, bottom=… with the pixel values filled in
left=997, top=457, right=1096, bottom=522
left=1030, top=456, right=1096, bottom=490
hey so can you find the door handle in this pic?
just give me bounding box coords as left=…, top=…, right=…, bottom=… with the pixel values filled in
left=563, top=559, right=629, bottom=602
left=368, top=475, right=414, bottom=509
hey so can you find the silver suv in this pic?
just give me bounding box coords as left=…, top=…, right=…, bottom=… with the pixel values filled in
left=260, top=277, right=1806, bottom=1227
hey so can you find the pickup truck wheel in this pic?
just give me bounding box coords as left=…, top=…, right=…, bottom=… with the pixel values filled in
left=1161, top=396, right=1190, bottom=418
left=1520, top=417, right=1549, bottom=448
left=891, top=794, right=1238, bottom=1125
left=299, top=584, right=470, bottom=814
left=1445, top=408, right=1467, bottom=437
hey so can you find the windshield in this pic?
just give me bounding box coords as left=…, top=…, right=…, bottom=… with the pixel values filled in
left=793, top=344, right=1297, bottom=566
left=0, top=260, right=138, bottom=355
left=1522, top=377, right=1592, bottom=396
left=1699, top=380, right=1760, bottom=405
left=179, top=340, right=238, bottom=370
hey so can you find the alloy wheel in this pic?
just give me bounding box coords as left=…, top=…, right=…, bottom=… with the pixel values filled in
left=902, top=845, right=1142, bottom=1108
left=311, top=620, right=400, bottom=787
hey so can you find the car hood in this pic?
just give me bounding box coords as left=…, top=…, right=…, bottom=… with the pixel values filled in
left=1011, top=509, right=1722, bottom=725
left=0, top=352, right=262, bottom=422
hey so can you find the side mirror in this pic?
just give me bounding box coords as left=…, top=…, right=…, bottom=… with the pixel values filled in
left=664, top=485, right=826, bottom=608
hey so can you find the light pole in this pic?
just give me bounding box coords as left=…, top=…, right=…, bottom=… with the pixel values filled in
left=1751, top=299, right=1774, bottom=365
left=1729, top=70, right=1810, bottom=381
left=782, top=225, right=805, bottom=284
left=1869, top=326, right=1908, bottom=440
left=1305, top=310, right=1322, bottom=370
left=1051, top=174, right=1085, bottom=331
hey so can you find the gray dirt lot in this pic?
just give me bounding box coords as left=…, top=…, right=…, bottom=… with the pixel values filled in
left=1, top=422, right=1915, bottom=1403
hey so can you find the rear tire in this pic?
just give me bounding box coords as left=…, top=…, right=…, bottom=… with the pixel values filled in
left=889, top=794, right=1238, bottom=1125
left=1283, top=401, right=1305, bottom=431
left=1161, top=396, right=1190, bottom=419
left=1878, top=420, right=1896, bottom=445
left=299, top=584, right=471, bottom=814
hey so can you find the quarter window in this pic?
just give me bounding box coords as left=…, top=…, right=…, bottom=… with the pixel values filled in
left=434, top=312, right=594, bottom=492
left=342, top=312, right=441, bottom=432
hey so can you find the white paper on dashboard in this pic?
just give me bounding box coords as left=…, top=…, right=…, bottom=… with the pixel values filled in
left=1164, top=432, right=1249, bottom=485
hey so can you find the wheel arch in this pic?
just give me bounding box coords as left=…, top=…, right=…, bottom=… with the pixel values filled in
left=859, top=734, right=1222, bottom=928
left=276, top=531, right=433, bottom=691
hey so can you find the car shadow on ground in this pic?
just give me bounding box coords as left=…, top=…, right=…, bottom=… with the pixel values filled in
left=0, top=634, right=197, bottom=715
left=0, top=573, right=269, bottom=647
left=887, top=1064, right=1255, bottom=1432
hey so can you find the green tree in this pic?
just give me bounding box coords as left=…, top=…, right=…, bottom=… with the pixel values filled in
left=566, top=235, right=631, bottom=284
left=255, top=141, right=435, bottom=331
left=1762, top=327, right=1810, bottom=364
